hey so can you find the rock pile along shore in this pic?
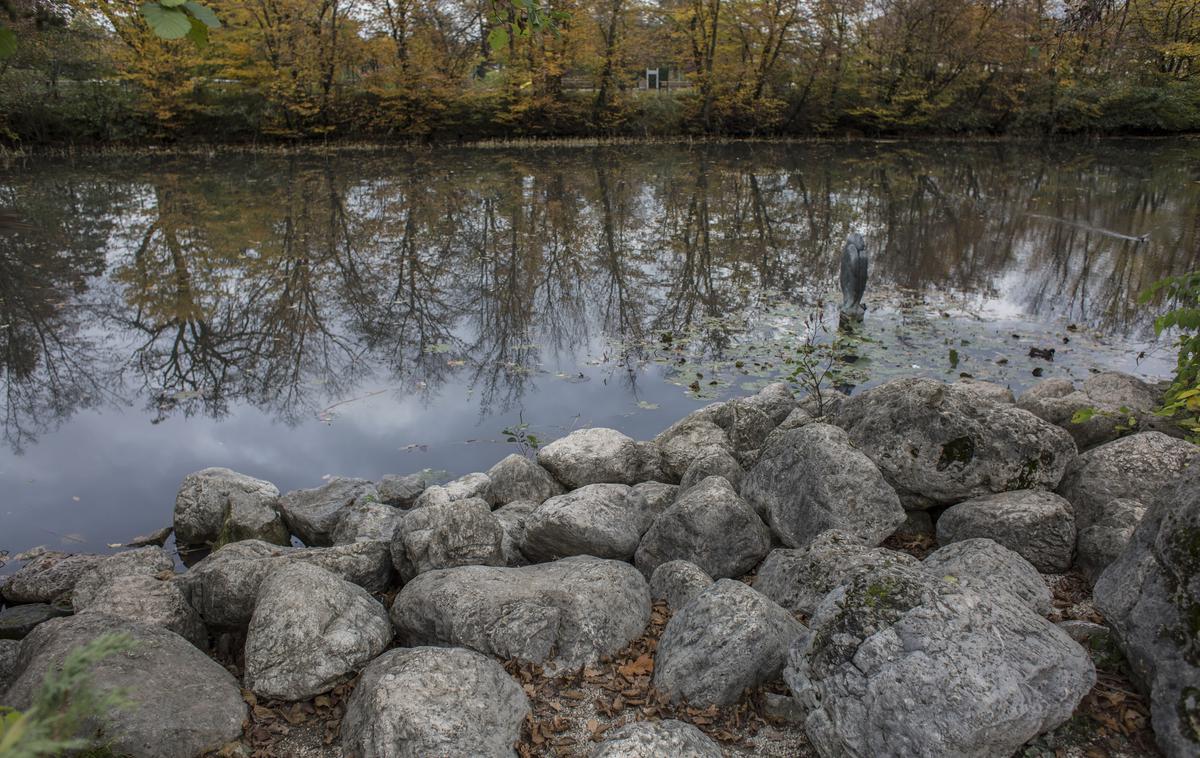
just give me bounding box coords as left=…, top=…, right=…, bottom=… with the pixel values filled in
left=1, top=372, right=1197, bottom=758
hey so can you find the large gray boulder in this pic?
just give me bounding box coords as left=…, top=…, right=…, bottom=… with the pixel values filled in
left=488, top=454, right=566, bottom=505
left=0, top=638, right=17, bottom=691
left=77, top=574, right=207, bottom=648
left=923, top=538, right=1052, bottom=615
left=634, top=476, right=770, bottom=580
left=377, top=471, right=435, bottom=507
left=391, top=556, right=650, bottom=673
left=742, top=424, right=904, bottom=547
left=178, top=539, right=392, bottom=628
left=173, top=467, right=287, bottom=548
left=1018, top=373, right=1177, bottom=450
left=753, top=530, right=919, bottom=616
left=936, top=489, right=1076, bottom=573
left=834, top=377, right=1077, bottom=508
left=521, top=484, right=641, bottom=562
left=244, top=563, right=392, bottom=701
left=1094, top=460, right=1200, bottom=757
left=331, top=495, right=401, bottom=544
left=629, top=481, right=679, bottom=534
left=414, top=472, right=496, bottom=508
left=494, top=499, right=540, bottom=566
left=590, top=719, right=723, bottom=757
left=1056, top=431, right=1199, bottom=530
left=341, top=646, right=529, bottom=758
left=1, top=551, right=103, bottom=606
left=655, top=418, right=734, bottom=482
left=784, top=563, right=1095, bottom=758
left=537, top=427, right=661, bottom=487
left=654, top=579, right=805, bottom=706
left=278, top=477, right=375, bottom=546
left=649, top=560, right=714, bottom=610
left=678, top=447, right=744, bottom=492
left=71, top=547, right=174, bottom=611
left=1076, top=498, right=1146, bottom=583
left=389, top=497, right=505, bottom=581
left=0, top=604, right=70, bottom=640
left=3, top=614, right=245, bottom=758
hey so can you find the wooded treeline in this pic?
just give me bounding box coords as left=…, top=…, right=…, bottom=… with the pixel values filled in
left=1, top=0, right=1199, bottom=143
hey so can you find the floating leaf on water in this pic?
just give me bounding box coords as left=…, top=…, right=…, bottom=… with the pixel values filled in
left=636, top=401, right=659, bottom=410
left=425, top=342, right=453, bottom=354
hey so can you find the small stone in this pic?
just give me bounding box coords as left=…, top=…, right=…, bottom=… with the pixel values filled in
left=487, top=454, right=566, bottom=505
left=389, top=497, right=505, bottom=581
left=635, top=476, right=770, bottom=580
left=590, top=719, right=723, bottom=757
left=654, top=579, right=805, bottom=706
left=649, top=560, right=714, bottom=610
left=377, top=471, right=436, bottom=507
left=761, top=692, right=806, bottom=725
left=278, top=477, right=375, bottom=547
left=936, top=489, right=1076, bottom=573
left=341, top=646, right=530, bottom=758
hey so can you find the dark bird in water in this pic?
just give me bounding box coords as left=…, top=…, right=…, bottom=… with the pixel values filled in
left=839, top=232, right=868, bottom=322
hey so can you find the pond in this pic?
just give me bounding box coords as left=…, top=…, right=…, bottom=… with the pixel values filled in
left=1, top=139, right=1198, bottom=566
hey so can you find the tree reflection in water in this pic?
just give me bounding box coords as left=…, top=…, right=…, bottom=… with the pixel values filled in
left=1, top=141, right=1198, bottom=454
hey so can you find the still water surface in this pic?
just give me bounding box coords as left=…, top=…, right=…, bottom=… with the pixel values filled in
left=1, top=140, right=1198, bottom=564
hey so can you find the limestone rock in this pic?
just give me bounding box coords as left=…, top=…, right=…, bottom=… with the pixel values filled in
left=178, top=539, right=392, bottom=628
left=332, top=495, right=401, bottom=544
left=494, top=499, right=540, bottom=566
left=538, top=427, right=662, bottom=488
left=742, top=424, right=905, bottom=547
left=648, top=560, right=714, bottom=610
left=0, top=639, right=17, bottom=691
left=590, top=719, right=723, bottom=757
left=1056, top=431, right=1199, bottom=530
left=655, top=418, right=732, bottom=482
left=377, top=472, right=430, bottom=507
left=488, top=454, right=566, bottom=505
left=244, top=563, right=392, bottom=701
left=389, top=497, right=505, bottom=581
left=173, top=467, right=286, bottom=547
left=1094, top=461, right=1200, bottom=757
left=678, top=448, right=744, bottom=492
left=3, top=614, right=245, bottom=758
left=1076, top=498, right=1146, bottom=583
left=835, top=377, right=1077, bottom=508
left=753, top=530, right=919, bottom=616
left=1, top=552, right=102, bottom=606
left=937, top=489, right=1076, bottom=573
left=1018, top=372, right=1179, bottom=450
left=391, top=556, right=650, bottom=673
left=278, top=477, right=375, bottom=547
left=628, top=481, right=679, bottom=534
left=654, top=579, right=805, bottom=706
left=635, top=476, right=770, bottom=580
left=0, top=604, right=70, bottom=640
left=923, top=538, right=1052, bottom=614
left=522, top=484, right=641, bottom=562
left=72, top=547, right=174, bottom=611
left=784, top=563, right=1095, bottom=758
left=341, top=646, right=529, bottom=758
left=78, top=574, right=207, bottom=648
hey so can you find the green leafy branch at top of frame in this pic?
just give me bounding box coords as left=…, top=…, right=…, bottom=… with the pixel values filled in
left=139, top=0, right=221, bottom=48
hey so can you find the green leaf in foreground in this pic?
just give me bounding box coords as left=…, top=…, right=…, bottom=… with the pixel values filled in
left=184, top=1, right=221, bottom=28
left=0, top=27, right=16, bottom=60
left=141, top=3, right=193, bottom=39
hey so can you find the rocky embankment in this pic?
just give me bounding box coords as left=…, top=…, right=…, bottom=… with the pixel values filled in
left=1, top=373, right=1198, bottom=758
